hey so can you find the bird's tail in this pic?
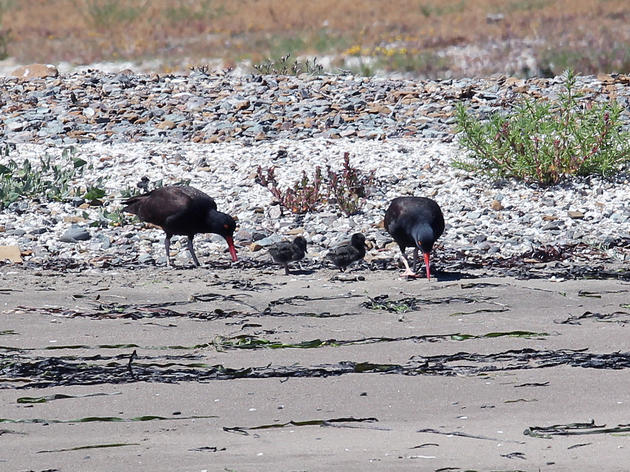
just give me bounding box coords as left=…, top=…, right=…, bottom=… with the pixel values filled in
left=122, top=195, right=146, bottom=215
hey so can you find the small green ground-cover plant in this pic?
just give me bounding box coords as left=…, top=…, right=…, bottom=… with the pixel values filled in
left=454, top=70, right=630, bottom=185
left=0, top=147, right=126, bottom=230
left=0, top=147, right=88, bottom=209
left=257, top=152, right=375, bottom=215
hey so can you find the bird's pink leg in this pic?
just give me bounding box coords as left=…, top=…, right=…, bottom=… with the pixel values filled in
left=165, top=236, right=174, bottom=267
left=399, top=251, right=418, bottom=278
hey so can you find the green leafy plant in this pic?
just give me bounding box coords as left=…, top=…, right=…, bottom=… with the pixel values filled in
left=92, top=207, right=129, bottom=227
left=0, top=147, right=87, bottom=209
left=454, top=70, right=630, bottom=184
left=120, top=185, right=142, bottom=199
left=83, top=178, right=106, bottom=204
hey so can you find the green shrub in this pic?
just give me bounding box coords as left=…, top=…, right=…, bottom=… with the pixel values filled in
left=454, top=70, right=630, bottom=185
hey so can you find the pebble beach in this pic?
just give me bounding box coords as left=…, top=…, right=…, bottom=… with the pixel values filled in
left=1, top=69, right=629, bottom=272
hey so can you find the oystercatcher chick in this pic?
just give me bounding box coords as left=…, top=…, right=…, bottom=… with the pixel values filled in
left=269, top=236, right=307, bottom=275
left=384, top=196, right=444, bottom=279
left=327, top=233, right=366, bottom=272
left=123, top=185, right=237, bottom=266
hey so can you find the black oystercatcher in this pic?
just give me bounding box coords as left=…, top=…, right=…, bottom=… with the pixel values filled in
left=123, top=185, right=238, bottom=266
left=384, top=196, right=444, bottom=279
left=327, top=233, right=367, bottom=272
left=269, top=236, right=307, bottom=275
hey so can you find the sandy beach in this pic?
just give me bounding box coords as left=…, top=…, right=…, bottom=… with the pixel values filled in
left=1, top=262, right=629, bottom=471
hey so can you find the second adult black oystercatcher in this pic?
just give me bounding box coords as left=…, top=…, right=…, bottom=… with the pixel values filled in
left=327, top=233, right=367, bottom=272
left=123, top=185, right=238, bottom=267
left=384, top=196, right=444, bottom=279
left=269, top=236, right=307, bottom=275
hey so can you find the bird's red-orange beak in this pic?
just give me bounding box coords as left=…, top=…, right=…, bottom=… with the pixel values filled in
left=226, top=236, right=238, bottom=262
left=424, top=252, right=431, bottom=280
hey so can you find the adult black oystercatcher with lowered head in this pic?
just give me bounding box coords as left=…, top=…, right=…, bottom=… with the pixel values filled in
left=269, top=236, right=307, bottom=275
left=384, top=196, right=444, bottom=279
left=123, top=185, right=238, bottom=267
left=327, top=233, right=367, bottom=272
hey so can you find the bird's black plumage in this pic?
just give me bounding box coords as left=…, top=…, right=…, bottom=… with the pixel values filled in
left=384, top=196, right=444, bottom=279
left=327, top=233, right=366, bottom=272
left=269, top=236, right=307, bottom=275
left=123, top=185, right=237, bottom=266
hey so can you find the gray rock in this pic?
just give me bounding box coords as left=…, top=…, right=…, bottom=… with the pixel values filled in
left=256, top=235, right=283, bottom=247
left=138, top=253, right=154, bottom=264
left=96, top=234, right=111, bottom=249
left=6, top=120, right=25, bottom=132
left=60, top=225, right=91, bottom=243
left=268, top=206, right=282, bottom=219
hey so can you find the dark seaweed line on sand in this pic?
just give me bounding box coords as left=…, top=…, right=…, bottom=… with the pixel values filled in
left=6, top=238, right=630, bottom=282
left=2, top=348, right=630, bottom=389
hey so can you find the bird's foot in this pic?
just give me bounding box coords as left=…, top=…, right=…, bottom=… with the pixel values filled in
left=400, top=269, right=420, bottom=278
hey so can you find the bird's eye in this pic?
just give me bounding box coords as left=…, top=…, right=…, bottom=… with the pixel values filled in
left=224, top=224, right=229, bottom=229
